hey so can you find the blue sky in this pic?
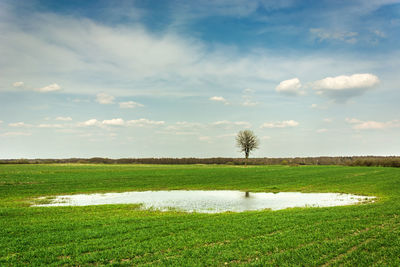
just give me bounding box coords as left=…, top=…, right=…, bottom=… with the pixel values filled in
left=0, top=0, right=399, bottom=158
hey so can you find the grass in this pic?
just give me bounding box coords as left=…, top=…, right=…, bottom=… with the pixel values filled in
left=0, top=164, right=399, bottom=266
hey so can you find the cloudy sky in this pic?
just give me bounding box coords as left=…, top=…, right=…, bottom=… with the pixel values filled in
left=1, top=0, right=400, bottom=158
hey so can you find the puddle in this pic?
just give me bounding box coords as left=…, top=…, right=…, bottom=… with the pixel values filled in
left=32, top=191, right=375, bottom=213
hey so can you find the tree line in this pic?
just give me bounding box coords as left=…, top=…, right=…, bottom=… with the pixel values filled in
left=0, top=156, right=399, bottom=167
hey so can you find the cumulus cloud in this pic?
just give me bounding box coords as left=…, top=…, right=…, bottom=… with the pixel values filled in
left=209, top=96, right=229, bottom=104
left=313, top=74, right=379, bottom=90
left=310, top=103, right=329, bottom=110
left=79, top=119, right=100, bottom=127
left=96, top=93, right=115, bottom=104
left=212, top=120, right=251, bottom=129
left=242, top=100, right=258, bottom=106
left=8, top=122, right=32, bottom=127
left=37, top=124, right=63, bottom=128
left=102, top=118, right=125, bottom=126
left=55, top=116, right=72, bottom=121
left=346, top=118, right=400, bottom=130
left=119, top=101, right=144, bottom=109
left=313, top=73, right=379, bottom=101
left=260, top=120, right=299, bottom=128
left=217, top=133, right=237, bottom=138
left=8, top=121, right=68, bottom=129
left=1, top=132, right=32, bottom=137
left=275, top=78, right=304, bottom=95
left=37, top=83, right=61, bottom=92
left=13, top=81, right=24, bottom=87
left=345, top=118, right=361, bottom=124
left=11, top=81, right=61, bottom=92
left=198, top=136, right=212, bottom=142
left=164, top=122, right=205, bottom=134
left=78, top=118, right=164, bottom=127
left=126, top=118, right=165, bottom=127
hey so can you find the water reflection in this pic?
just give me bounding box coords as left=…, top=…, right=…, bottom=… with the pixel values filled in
left=33, top=190, right=375, bottom=213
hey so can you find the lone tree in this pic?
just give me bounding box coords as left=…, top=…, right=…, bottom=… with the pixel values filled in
left=236, top=130, right=260, bottom=166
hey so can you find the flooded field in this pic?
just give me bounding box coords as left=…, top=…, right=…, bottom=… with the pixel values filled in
left=33, top=190, right=375, bottom=213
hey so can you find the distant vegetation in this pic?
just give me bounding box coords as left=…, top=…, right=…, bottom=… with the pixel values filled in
left=0, top=156, right=399, bottom=167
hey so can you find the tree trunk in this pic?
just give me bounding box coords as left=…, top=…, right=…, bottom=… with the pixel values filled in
left=245, top=191, right=250, bottom=197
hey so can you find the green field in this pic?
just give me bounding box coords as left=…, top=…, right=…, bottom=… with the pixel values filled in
left=0, top=164, right=399, bottom=266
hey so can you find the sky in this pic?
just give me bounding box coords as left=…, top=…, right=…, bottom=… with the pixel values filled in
left=0, top=0, right=400, bottom=158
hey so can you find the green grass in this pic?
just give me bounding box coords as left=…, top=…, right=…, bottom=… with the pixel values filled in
left=0, top=164, right=399, bottom=266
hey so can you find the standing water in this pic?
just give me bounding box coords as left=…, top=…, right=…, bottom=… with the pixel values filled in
left=32, top=190, right=375, bottom=213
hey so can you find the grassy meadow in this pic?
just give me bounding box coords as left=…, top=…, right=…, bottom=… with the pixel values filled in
left=0, top=164, right=399, bottom=266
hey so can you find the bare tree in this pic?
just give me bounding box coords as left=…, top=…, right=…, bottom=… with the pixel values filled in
left=236, top=130, right=260, bottom=166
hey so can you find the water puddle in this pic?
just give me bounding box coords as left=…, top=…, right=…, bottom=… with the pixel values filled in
left=32, top=191, right=375, bottom=213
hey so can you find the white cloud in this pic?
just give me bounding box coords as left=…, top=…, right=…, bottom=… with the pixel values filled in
left=11, top=81, right=61, bottom=92
left=199, top=136, right=212, bottom=142
left=37, top=124, right=63, bottom=128
left=217, top=133, right=236, bottom=138
left=55, top=116, right=72, bottom=121
left=37, top=83, right=61, bottom=92
left=242, top=99, right=258, bottom=106
left=177, top=1, right=295, bottom=18
left=127, top=118, right=165, bottom=127
left=9, top=121, right=67, bottom=129
left=260, top=120, right=299, bottom=128
left=119, top=101, right=144, bottom=109
left=310, top=103, right=330, bottom=110
left=346, top=118, right=400, bottom=130
left=1, top=11, right=392, bottom=101
left=243, top=88, right=255, bottom=94
left=79, top=119, right=100, bottom=127
left=13, top=81, right=24, bottom=87
left=310, top=28, right=358, bottom=44
left=313, top=73, right=379, bottom=101
left=210, top=96, right=229, bottom=104
left=242, top=88, right=258, bottom=106
left=323, top=118, right=333, bottom=123
left=171, top=131, right=198, bottom=136
left=345, top=118, right=362, bottom=124
left=8, top=122, right=32, bottom=127
left=96, top=93, right=115, bottom=104
left=373, top=30, right=386, bottom=38
left=77, top=118, right=164, bottom=127
left=316, top=128, right=328, bottom=133
left=354, top=121, right=387, bottom=130
left=313, top=74, right=379, bottom=90
left=232, top=121, right=251, bottom=128
left=1, top=132, right=32, bottom=137
left=212, top=120, right=251, bottom=129
left=102, top=118, right=125, bottom=126
left=261, top=135, right=271, bottom=140
left=165, top=121, right=204, bottom=131
left=275, top=78, right=304, bottom=95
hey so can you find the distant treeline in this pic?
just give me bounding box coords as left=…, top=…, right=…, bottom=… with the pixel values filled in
left=0, top=156, right=399, bottom=167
